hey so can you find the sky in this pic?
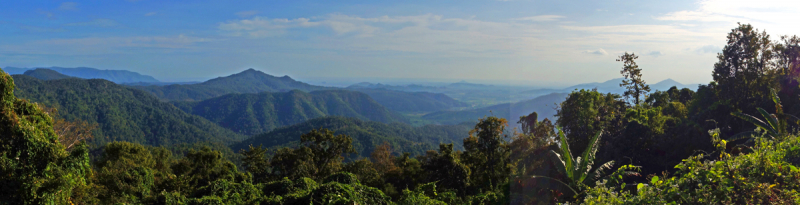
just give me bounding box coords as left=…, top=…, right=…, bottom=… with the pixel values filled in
left=1, top=0, right=799, bottom=86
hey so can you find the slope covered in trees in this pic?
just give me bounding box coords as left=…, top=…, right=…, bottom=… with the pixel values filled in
left=133, top=68, right=329, bottom=101
left=10, top=75, right=245, bottom=147
left=231, top=116, right=470, bottom=158
left=172, top=90, right=409, bottom=135
left=346, top=88, right=468, bottom=113
left=5, top=66, right=160, bottom=83
left=22, top=68, right=75, bottom=80
left=422, top=92, right=568, bottom=125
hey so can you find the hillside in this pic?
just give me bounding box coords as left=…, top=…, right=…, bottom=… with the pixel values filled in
left=133, top=68, right=329, bottom=101
left=230, top=116, right=471, bottom=158
left=173, top=90, right=408, bottom=135
left=422, top=92, right=569, bottom=125
left=5, top=66, right=160, bottom=83
left=346, top=88, right=468, bottom=113
left=11, top=75, right=245, bottom=147
left=23, top=68, right=75, bottom=80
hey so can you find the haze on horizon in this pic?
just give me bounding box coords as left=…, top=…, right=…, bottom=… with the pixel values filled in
left=2, top=0, right=800, bottom=86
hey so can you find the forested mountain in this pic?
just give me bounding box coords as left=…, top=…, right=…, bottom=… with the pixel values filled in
left=10, top=75, right=245, bottom=147
left=4, top=66, right=160, bottom=83
left=172, top=90, right=409, bottom=135
left=346, top=88, right=468, bottom=113
left=422, top=92, right=569, bottom=125
left=231, top=116, right=471, bottom=158
left=23, top=68, right=75, bottom=80
left=133, top=68, right=329, bottom=101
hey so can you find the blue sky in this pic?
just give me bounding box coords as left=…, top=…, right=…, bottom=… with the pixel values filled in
left=1, top=0, right=798, bottom=86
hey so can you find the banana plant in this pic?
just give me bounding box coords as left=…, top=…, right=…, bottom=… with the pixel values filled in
left=532, top=129, right=615, bottom=196
left=730, top=89, right=800, bottom=142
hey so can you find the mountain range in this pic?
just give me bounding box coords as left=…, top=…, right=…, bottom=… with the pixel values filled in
left=4, top=66, right=160, bottom=83
left=10, top=74, right=245, bottom=147
left=133, top=68, right=330, bottom=101
left=172, top=90, right=409, bottom=135
left=422, top=92, right=569, bottom=125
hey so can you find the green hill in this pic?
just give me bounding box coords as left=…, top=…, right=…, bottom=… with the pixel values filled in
left=422, top=92, right=569, bottom=125
left=173, top=90, right=409, bottom=135
left=230, top=116, right=471, bottom=158
left=347, top=88, right=468, bottom=113
left=11, top=75, right=245, bottom=147
left=133, top=68, right=329, bottom=101
left=22, top=68, right=76, bottom=81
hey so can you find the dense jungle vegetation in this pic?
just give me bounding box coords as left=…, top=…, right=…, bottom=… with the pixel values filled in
left=3, top=23, right=800, bottom=204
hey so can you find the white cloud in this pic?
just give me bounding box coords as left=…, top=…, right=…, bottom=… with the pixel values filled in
left=145, top=12, right=157, bottom=16
left=656, top=0, right=800, bottom=36
left=58, top=2, right=78, bottom=11
left=218, top=14, right=549, bottom=56
left=514, top=15, right=565, bottom=22
left=582, top=48, right=608, bottom=55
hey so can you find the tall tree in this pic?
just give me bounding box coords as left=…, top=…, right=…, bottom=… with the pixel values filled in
left=618, top=52, right=650, bottom=105
left=462, top=116, right=511, bottom=192
left=0, top=68, right=92, bottom=204
left=712, top=23, right=774, bottom=111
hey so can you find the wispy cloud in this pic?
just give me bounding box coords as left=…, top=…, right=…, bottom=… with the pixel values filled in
left=697, top=45, right=720, bottom=53
left=145, top=12, right=157, bottom=16
left=218, top=14, right=547, bottom=55
left=647, top=51, right=664, bottom=57
left=513, top=15, right=565, bottom=22
left=582, top=48, right=608, bottom=55
left=58, top=2, right=78, bottom=11
left=656, top=0, right=800, bottom=36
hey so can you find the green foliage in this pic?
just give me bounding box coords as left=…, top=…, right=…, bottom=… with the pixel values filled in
left=556, top=89, right=627, bottom=155
left=582, top=132, right=800, bottom=204
left=176, top=90, right=408, bottom=135
left=420, top=143, right=471, bottom=196
left=463, top=116, right=512, bottom=193
left=10, top=75, right=245, bottom=148
left=535, top=129, right=614, bottom=197
left=0, top=68, right=92, bottom=204
left=232, top=116, right=470, bottom=159
left=731, top=89, right=800, bottom=141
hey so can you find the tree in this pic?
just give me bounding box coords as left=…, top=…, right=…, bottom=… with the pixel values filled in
left=618, top=52, right=651, bottom=105
left=712, top=23, right=774, bottom=112
left=463, top=116, right=511, bottom=192
left=40, top=106, right=98, bottom=151
left=556, top=89, right=627, bottom=154
left=371, top=142, right=398, bottom=175
left=420, top=143, right=471, bottom=196
left=0, top=68, right=92, bottom=204
left=94, top=142, right=158, bottom=204
left=300, top=128, right=357, bottom=179
left=240, top=145, right=270, bottom=183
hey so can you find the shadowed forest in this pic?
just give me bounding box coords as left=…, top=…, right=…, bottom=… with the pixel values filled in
left=3, top=23, right=800, bottom=205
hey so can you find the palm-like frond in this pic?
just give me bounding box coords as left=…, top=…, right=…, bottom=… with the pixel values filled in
left=732, top=112, right=775, bottom=135
left=757, top=107, right=780, bottom=135
left=556, top=129, right=574, bottom=179
left=576, top=131, right=603, bottom=184
left=585, top=161, right=615, bottom=184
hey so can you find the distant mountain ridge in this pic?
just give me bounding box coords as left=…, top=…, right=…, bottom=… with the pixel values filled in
left=346, top=88, right=468, bottom=113
left=23, top=68, right=75, bottom=81
left=133, top=68, right=330, bottom=101
left=4, top=66, right=160, bottom=83
left=172, top=89, right=408, bottom=135
left=10, top=74, right=245, bottom=147
left=422, top=92, right=569, bottom=125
